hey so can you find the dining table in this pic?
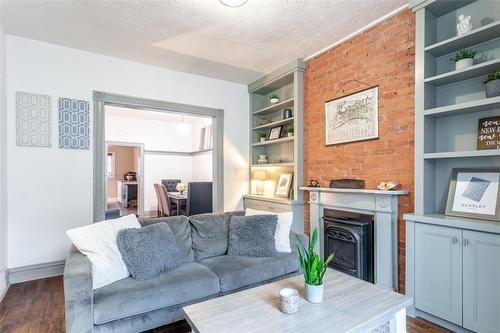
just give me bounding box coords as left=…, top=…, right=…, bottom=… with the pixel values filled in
left=168, top=191, right=187, bottom=215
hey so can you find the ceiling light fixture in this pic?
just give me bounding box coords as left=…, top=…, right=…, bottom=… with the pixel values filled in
left=219, top=0, right=248, bottom=8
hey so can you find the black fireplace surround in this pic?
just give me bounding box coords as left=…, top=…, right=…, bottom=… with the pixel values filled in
left=323, top=209, right=374, bottom=283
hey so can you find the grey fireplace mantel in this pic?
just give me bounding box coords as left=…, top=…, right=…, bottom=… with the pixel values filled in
left=300, top=186, right=409, bottom=291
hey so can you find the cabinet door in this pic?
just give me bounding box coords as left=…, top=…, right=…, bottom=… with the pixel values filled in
left=415, top=224, right=462, bottom=325
left=463, top=230, right=500, bottom=333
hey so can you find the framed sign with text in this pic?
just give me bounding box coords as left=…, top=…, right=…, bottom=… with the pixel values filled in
left=477, top=116, right=500, bottom=150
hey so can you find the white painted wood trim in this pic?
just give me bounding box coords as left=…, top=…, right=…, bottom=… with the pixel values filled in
left=300, top=187, right=409, bottom=195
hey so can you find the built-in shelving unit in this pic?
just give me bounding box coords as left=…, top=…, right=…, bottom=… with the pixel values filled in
left=247, top=59, right=304, bottom=200
left=412, top=0, right=500, bottom=218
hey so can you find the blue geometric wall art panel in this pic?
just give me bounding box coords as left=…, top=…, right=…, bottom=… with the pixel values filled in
left=58, top=98, right=90, bottom=150
left=16, top=92, right=52, bottom=147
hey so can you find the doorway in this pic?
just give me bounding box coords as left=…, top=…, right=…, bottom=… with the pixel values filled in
left=105, top=141, right=145, bottom=217
left=93, top=91, right=224, bottom=222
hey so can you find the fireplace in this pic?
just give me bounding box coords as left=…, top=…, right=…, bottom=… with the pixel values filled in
left=323, top=209, right=374, bottom=283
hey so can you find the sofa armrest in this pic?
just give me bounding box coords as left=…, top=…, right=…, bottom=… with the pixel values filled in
left=64, top=249, right=94, bottom=333
left=290, top=231, right=308, bottom=253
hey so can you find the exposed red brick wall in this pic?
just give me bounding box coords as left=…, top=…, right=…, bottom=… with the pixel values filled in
left=303, top=9, right=415, bottom=292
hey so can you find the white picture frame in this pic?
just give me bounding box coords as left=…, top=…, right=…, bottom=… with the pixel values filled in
left=325, top=86, right=379, bottom=145
left=275, top=173, right=293, bottom=198
left=445, top=168, right=500, bottom=221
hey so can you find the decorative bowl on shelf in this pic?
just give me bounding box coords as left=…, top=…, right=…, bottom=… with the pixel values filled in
left=377, top=181, right=399, bottom=191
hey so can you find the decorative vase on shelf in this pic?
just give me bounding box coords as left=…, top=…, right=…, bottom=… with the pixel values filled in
left=457, top=14, right=472, bottom=36
left=485, top=79, right=500, bottom=98
left=305, top=283, right=324, bottom=303
left=455, top=58, right=473, bottom=70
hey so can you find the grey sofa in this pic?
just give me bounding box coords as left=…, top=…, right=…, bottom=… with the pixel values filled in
left=64, top=211, right=307, bottom=333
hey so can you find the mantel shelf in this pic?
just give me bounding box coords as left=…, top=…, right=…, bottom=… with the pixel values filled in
left=252, top=117, right=294, bottom=130
left=424, top=58, right=500, bottom=86
left=425, top=20, right=500, bottom=57
left=424, top=149, right=500, bottom=159
left=252, top=98, right=294, bottom=115
left=424, top=96, right=500, bottom=117
left=252, top=136, right=294, bottom=146
left=299, top=186, right=409, bottom=195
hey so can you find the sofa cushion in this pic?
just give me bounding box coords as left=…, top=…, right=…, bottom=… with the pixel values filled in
left=117, top=222, right=181, bottom=280
left=93, top=262, right=220, bottom=325
left=198, top=253, right=299, bottom=292
left=190, top=211, right=245, bottom=260
left=227, top=215, right=278, bottom=257
left=141, top=215, right=194, bottom=263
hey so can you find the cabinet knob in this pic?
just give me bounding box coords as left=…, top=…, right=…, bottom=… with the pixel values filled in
left=463, top=239, right=470, bottom=246
left=452, top=236, right=458, bottom=244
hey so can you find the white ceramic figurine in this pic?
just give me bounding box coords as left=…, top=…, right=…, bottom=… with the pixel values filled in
left=457, top=14, right=472, bottom=36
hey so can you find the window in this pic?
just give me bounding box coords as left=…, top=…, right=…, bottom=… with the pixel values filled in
left=106, top=152, right=115, bottom=178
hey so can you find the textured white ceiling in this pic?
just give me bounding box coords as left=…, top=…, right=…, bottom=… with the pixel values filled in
left=1, top=0, right=407, bottom=83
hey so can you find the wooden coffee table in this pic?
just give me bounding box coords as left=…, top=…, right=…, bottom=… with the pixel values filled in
left=183, top=269, right=412, bottom=333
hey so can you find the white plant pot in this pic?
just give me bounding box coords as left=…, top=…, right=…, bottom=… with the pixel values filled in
left=287, top=132, right=293, bottom=137
left=270, top=98, right=279, bottom=104
left=305, top=283, right=324, bottom=303
left=455, top=58, right=473, bottom=70
left=260, top=138, right=266, bottom=142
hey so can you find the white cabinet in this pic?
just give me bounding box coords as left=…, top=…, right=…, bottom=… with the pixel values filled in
left=463, top=231, right=500, bottom=333
left=414, top=223, right=463, bottom=325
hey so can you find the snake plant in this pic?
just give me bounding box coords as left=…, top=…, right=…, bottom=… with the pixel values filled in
left=296, top=228, right=335, bottom=286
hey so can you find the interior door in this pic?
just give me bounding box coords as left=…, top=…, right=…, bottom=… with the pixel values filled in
left=463, top=230, right=500, bottom=333
left=414, top=223, right=462, bottom=325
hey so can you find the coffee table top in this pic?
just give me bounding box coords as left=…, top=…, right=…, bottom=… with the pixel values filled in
left=182, top=269, right=412, bottom=333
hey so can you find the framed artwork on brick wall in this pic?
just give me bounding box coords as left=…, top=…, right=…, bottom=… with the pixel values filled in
left=325, top=86, right=378, bottom=145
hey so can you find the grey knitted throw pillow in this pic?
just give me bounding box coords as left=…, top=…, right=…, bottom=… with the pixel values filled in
left=117, top=222, right=181, bottom=280
left=227, top=215, right=278, bottom=257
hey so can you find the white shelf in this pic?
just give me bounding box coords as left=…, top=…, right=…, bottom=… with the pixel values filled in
left=251, top=162, right=294, bottom=168
left=252, top=98, right=294, bottom=115
left=424, top=96, right=500, bottom=117
left=423, top=149, right=500, bottom=159
left=425, top=20, right=500, bottom=57
left=252, top=136, right=294, bottom=146
left=425, top=58, right=500, bottom=86
left=252, top=117, right=294, bottom=130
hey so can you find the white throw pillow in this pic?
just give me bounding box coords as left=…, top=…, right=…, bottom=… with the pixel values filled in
left=245, top=208, right=293, bottom=253
left=66, top=214, right=141, bottom=289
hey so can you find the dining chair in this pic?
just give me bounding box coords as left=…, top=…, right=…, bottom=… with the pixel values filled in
left=153, top=183, right=165, bottom=217
left=161, top=179, right=181, bottom=193
left=186, top=182, right=213, bottom=216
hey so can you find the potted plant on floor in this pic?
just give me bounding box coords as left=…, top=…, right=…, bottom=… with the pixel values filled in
left=286, top=126, right=294, bottom=137
left=451, top=48, right=476, bottom=70
left=259, top=132, right=267, bottom=142
left=270, top=94, right=280, bottom=104
left=296, top=228, right=335, bottom=303
left=484, top=71, right=500, bottom=98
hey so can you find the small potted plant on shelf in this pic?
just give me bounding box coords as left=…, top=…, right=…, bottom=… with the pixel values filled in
left=484, top=71, right=500, bottom=98
left=296, top=228, right=335, bottom=303
left=270, top=94, right=280, bottom=104
left=259, top=132, right=267, bottom=142
left=286, top=126, right=294, bottom=137
left=451, top=48, right=476, bottom=70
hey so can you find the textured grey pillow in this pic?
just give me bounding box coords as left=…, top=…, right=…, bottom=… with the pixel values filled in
left=228, top=215, right=278, bottom=257
left=190, top=211, right=245, bottom=260
left=117, top=222, right=181, bottom=280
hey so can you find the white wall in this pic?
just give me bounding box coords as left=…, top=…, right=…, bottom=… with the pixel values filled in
left=6, top=36, right=249, bottom=269
left=0, top=16, right=8, bottom=297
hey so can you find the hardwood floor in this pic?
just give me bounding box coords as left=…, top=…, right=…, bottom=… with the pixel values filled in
left=0, top=276, right=452, bottom=333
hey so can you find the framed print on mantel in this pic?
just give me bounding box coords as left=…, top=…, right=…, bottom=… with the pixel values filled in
left=445, top=168, right=500, bottom=221
left=325, top=86, right=378, bottom=145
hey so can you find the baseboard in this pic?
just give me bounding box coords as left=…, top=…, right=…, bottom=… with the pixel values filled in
left=413, top=309, right=473, bottom=333
left=7, top=260, right=65, bottom=284
left=0, top=269, right=9, bottom=303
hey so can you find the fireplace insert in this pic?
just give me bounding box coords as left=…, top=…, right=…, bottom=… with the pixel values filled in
left=323, top=209, right=374, bottom=283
